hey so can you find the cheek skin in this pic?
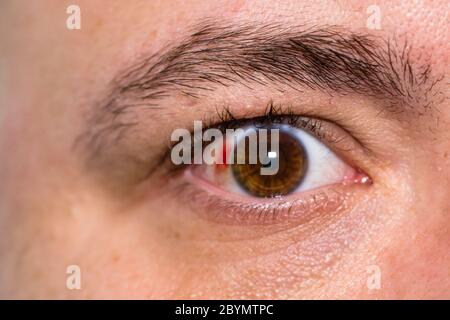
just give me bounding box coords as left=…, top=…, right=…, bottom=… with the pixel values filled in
left=373, top=145, right=450, bottom=298
left=149, top=193, right=399, bottom=298
left=107, top=164, right=400, bottom=299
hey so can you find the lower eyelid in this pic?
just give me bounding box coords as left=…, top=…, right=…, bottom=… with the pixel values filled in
left=174, top=169, right=362, bottom=228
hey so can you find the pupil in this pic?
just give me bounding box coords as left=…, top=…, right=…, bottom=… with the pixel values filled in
left=231, top=128, right=307, bottom=197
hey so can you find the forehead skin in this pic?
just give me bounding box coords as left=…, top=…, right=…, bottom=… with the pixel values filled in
left=0, top=0, right=449, bottom=299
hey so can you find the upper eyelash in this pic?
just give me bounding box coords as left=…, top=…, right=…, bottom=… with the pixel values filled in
left=213, top=101, right=298, bottom=128
left=203, top=101, right=328, bottom=141
left=166, top=100, right=363, bottom=171
left=202, top=101, right=372, bottom=154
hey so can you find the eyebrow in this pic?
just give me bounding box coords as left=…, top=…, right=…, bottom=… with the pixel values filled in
left=78, top=21, right=443, bottom=163
left=112, top=22, right=440, bottom=106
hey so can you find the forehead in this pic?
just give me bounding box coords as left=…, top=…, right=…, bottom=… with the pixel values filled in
left=3, top=1, right=448, bottom=63
left=88, top=1, right=449, bottom=73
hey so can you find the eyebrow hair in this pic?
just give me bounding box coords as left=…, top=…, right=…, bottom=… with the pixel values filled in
left=113, top=22, right=440, bottom=105
left=78, top=21, right=443, bottom=165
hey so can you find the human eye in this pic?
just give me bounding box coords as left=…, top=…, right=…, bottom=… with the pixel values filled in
left=167, top=104, right=372, bottom=226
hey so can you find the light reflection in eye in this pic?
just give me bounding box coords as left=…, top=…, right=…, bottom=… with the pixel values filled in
left=191, top=124, right=360, bottom=198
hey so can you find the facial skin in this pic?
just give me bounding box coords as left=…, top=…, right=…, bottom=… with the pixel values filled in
left=0, top=0, right=449, bottom=299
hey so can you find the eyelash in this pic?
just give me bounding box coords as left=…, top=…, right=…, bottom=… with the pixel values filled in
left=211, top=103, right=328, bottom=139
left=167, top=101, right=364, bottom=173
left=171, top=179, right=352, bottom=226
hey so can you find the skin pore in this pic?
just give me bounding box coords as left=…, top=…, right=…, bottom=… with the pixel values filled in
left=0, top=0, right=449, bottom=299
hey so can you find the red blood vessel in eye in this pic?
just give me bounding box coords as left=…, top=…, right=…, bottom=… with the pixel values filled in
left=215, top=138, right=230, bottom=170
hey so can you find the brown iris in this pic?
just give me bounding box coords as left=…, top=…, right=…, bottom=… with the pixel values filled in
left=231, top=128, right=307, bottom=197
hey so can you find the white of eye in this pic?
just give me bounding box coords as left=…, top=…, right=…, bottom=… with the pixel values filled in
left=289, top=126, right=348, bottom=192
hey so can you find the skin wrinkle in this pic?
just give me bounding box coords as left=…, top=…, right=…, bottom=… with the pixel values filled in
left=77, top=21, right=443, bottom=168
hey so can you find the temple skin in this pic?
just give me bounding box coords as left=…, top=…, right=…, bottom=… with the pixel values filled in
left=0, top=0, right=449, bottom=299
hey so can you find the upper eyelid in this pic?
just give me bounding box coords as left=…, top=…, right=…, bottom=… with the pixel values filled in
left=204, top=103, right=371, bottom=155
left=166, top=104, right=369, bottom=169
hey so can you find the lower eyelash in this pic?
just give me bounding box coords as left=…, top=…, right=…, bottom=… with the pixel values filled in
left=171, top=177, right=354, bottom=227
